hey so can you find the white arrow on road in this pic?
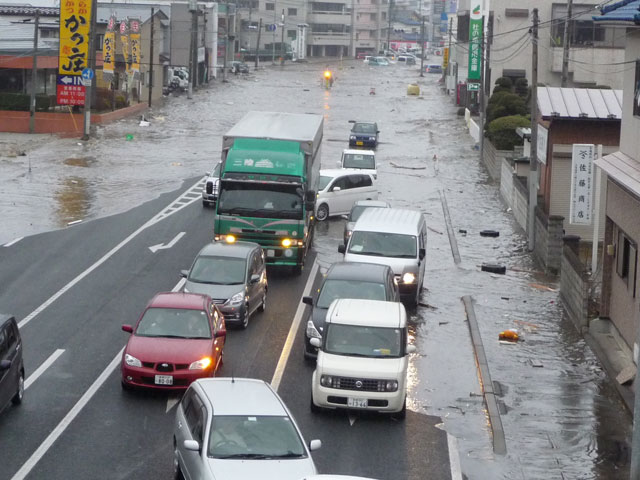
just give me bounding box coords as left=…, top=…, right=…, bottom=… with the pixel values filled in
left=149, top=232, right=185, bottom=253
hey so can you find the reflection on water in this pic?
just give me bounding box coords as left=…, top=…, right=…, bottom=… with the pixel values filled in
left=55, top=176, right=91, bottom=226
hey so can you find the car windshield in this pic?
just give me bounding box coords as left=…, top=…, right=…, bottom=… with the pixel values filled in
left=218, top=182, right=304, bottom=220
left=343, top=153, right=375, bottom=169
left=208, top=415, right=307, bottom=459
left=348, top=231, right=417, bottom=258
left=317, top=279, right=387, bottom=308
left=135, top=308, right=211, bottom=339
left=352, top=123, right=376, bottom=134
left=212, top=163, right=221, bottom=176
left=318, top=175, right=332, bottom=191
left=324, top=324, right=403, bottom=358
left=189, top=256, right=246, bottom=285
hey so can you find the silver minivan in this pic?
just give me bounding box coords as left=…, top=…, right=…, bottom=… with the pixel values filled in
left=338, top=208, right=426, bottom=306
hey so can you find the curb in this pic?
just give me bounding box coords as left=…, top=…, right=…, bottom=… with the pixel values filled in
left=439, top=189, right=461, bottom=264
left=462, top=295, right=507, bottom=455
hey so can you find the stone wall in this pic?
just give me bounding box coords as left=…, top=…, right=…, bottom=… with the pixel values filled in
left=560, top=237, right=590, bottom=331
left=483, top=140, right=513, bottom=182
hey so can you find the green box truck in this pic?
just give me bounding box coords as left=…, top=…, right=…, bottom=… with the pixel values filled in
left=214, top=111, right=323, bottom=274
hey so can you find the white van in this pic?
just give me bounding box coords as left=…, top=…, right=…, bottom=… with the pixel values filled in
left=337, top=149, right=377, bottom=179
left=315, top=169, right=377, bottom=221
left=338, top=208, right=426, bottom=306
left=310, top=299, right=415, bottom=420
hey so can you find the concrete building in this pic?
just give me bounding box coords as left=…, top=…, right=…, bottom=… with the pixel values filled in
left=591, top=1, right=640, bottom=351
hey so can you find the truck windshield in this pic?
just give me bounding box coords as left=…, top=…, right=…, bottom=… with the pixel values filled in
left=218, top=182, right=304, bottom=220
left=324, top=324, right=403, bottom=358
left=343, top=153, right=375, bottom=170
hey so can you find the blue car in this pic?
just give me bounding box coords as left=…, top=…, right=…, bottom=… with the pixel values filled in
left=348, top=121, right=379, bottom=149
left=425, top=64, right=443, bottom=74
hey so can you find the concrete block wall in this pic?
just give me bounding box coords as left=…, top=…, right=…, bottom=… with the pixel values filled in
left=512, top=176, right=529, bottom=232
left=499, top=159, right=513, bottom=205
left=483, top=140, right=510, bottom=181
left=560, top=242, right=589, bottom=330
left=534, top=206, right=565, bottom=274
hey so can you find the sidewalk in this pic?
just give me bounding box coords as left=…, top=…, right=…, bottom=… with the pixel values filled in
left=0, top=132, right=57, bottom=158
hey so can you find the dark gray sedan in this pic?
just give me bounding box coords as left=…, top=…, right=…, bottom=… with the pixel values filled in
left=301, top=262, right=399, bottom=360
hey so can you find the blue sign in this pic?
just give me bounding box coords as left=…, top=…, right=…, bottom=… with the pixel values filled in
left=81, top=68, right=94, bottom=80
left=56, top=75, right=84, bottom=86
left=267, top=23, right=277, bottom=32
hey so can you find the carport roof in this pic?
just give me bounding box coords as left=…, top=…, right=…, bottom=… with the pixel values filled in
left=595, top=151, right=640, bottom=197
left=593, top=0, right=640, bottom=24
left=537, top=87, right=623, bottom=120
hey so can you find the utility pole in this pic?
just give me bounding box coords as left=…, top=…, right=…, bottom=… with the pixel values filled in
left=271, top=1, right=277, bottom=64
left=632, top=321, right=640, bottom=478
left=350, top=0, right=355, bottom=56
left=280, top=8, right=285, bottom=65
left=420, top=14, right=425, bottom=77
left=82, top=0, right=97, bottom=140
left=255, top=17, right=262, bottom=69
left=188, top=0, right=196, bottom=98
left=561, top=0, right=573, bottom=87
left=479, top=16, right=485, bottom=158
left=223, top=0, right=228, bottom=81
left=527, top=8, right=539, bottom=251
left=446, top=16, right=452, bottom=83
left=29, top=9, right=40, bottom=134
left=386, top=0, right=393, bottom=51
left=148, top=7, right=154, bottom=107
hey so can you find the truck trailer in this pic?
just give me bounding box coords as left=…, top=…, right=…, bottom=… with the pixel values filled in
left=214, top=111, right=323, bottom=274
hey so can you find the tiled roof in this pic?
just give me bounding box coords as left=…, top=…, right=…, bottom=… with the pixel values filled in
left=0, top=5, right=59, bottom=16
left=593, top=0, right=640, bottom=24
left=537, top=87, right=623, bottom=120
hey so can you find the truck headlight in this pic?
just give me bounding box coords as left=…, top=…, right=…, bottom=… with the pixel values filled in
left=189, top=357, right=212, bottom=370
left=369, top=136, right=376, bottom=141
left=225, top=291, right=245, bottom=306
left=282, top=238, right=292, bottom=247
left=350, top=135, right=356, bottom=140
left=306, top=320, right=322, bottom=339
left=124, top=354, right=142, bottom=368
left=402, top=272, right=416, bottom=284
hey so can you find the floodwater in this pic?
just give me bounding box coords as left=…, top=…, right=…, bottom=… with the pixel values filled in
left=0, top=58, right=632, bottom=479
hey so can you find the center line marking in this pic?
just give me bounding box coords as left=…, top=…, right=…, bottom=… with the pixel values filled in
left=25, top=349, right=65, bottom=390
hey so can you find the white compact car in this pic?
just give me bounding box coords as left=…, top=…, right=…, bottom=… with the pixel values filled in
left=310, top=299, right=415, bottom=419
left=337, top=149, right=377, bottom=179
left=174, top=378, right=321, bottom=480
left=315, top=169, right=377, bottom=222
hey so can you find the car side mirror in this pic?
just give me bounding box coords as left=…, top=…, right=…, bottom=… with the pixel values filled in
left=419, top=248, right=426, bottom=260
left=250, top=274, right=260, bottom=284
left=338, top=244, right=346, bottom=254
left=183, top=440, right=200, bottom=452
left=302, top=296, right=313, bottom=306
left=406, top=344, right=416, bottom=354
left=332, top=186, right=341, bottom=192
left=310, top=337, right=322, bottom=348
left=122, top=325, right=134, bottom=334
left=336, top=160, right=342, bottom=167
left=180, top=270, right=189, bottom=278
left=309, top=439, right=322, bottom=451
left=0, top=359, right=12, bottom=371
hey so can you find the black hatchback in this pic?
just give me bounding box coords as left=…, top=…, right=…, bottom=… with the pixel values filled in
left=0, top=315, right=24, bottom=413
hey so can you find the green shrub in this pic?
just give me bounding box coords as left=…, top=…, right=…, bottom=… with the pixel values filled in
left=486, top=92, right=527, bottom=126
left=492, top=76, right=513, bottom=94
left=514, top=78, right=529, bottom=97
left=486, top=115, right=530, bottom=150
left=115, top=94, right=127, bottom=109
left=0, top=92, right=52, bottom=111
left=94, top=87, right=113, bottom=111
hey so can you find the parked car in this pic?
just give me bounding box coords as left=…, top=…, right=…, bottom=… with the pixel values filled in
left=343, top=199, right=391, bottom=245
left=368, top=56, right=389, bottom=66
left=230, top=61, right=250, bottom=74
left=310, top=299, right=415, bottom=419
left=337, top=149, right=377, bottom=179
left=397, top=55, right=416, bottom=65
left=348, top=121, right=379, bottom=149
left=315, top=169, right=377, bottom=221
left=425, top=64, right=442, bottom=74
left=174, top=377, right=321, bottom=480
left=302, top=262, right=399, bottom=360
left=0, top=314, right=23, bottom=413
left=363, top=56, right=372, bottom=64
left=121, top=292, right=226, bottom=391
left=182, top=241, right=267, bottom=329
left=356, top=52, right=371, bottom=59
left=202, top=162, right=221, bottom=207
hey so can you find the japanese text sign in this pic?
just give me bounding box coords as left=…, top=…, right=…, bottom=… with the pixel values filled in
left=468, top=1, right=483, bottom=81
left=56, top=75, right=86, bottom=105
left=569, top=144, right=595, bottom=225
left=129, top=18, right=141, bottom=73
left=103, top=15, right=115, bottom=75
left=120, top=20, right=130, bottom=72
left=58, top=0, right=93, bottom=75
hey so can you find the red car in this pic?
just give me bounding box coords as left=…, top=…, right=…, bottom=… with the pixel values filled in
left=121, top=292, right=226, bottom=390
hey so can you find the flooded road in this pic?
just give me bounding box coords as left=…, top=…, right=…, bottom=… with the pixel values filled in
left=0, top=59, right=632, bottom=479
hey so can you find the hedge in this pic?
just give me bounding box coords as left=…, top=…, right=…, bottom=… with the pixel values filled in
left=0, top=93, right=55, bottom=111
left=486, top=115, right=530, bottom=150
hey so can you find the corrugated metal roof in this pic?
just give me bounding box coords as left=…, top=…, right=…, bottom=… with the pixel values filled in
left=593, top=0, right=640, bottom=24
left=537, top=87, right=623, bottom=120
left=595, top=151, right=640, bottom=197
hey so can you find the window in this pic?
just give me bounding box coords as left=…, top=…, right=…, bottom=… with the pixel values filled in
left=332, top=176, right=349, bottom=190
left=288, top=7, right=297, bottom=15
left=287, top=29, right=296, bottom=39
left=5, top=322, right=16, bottom=348
left=266, top=2, right=274, bottom=10
left=0, top=328, right=7, bottom=357
left=634, top=60, right=640, bottom=118
left=616, top=229, right=637, bottom=297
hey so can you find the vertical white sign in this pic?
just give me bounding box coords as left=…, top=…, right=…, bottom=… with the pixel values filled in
left=569, top=144, right=594, bottom=225
left=537, top=125, right=548, bottom=165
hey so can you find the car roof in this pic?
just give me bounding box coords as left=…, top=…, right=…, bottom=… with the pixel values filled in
left=320, top=168, right=373, bottom=178
left=325, top=261, right=391, bottom=283
left=353, top=199, right=390, bottom=208
left=353, top=207, right=424, bottom=235
left=148, top=292, right=210, bottom=310
left=327, top=299, right=405, bottom=327
left=196, top=240, right=259, bottom=259
left=352, top=121, right=377, bottom=126
left=194, top=378, right=289, bottom=416
left=342, top=148, right=375, bottom=155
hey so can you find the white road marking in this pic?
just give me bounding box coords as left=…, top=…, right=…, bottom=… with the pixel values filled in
left=271, top=260, right=319, bottom=392
left=149, top=231, right=186, bottom=253
left=349, top=415, right=356, bottom=426
left=24, top=349, right=65, bottom=390
left=18, top=179, right=202, bottom=330
left=3, top=237, right=24, bottom=247
left=12, top=279, right=186, bottom=480
left=166, top=396, right=180, bottom=413
left=447, top=433, right=463, bottom=480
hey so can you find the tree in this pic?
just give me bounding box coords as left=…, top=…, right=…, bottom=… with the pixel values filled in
left=486, top=92, right=527, bottom=127
left=514, top=78, right=529, bottom=98
left=492, top=76, right=513, bottom=94
left=486, top=115, right=530, bottom=150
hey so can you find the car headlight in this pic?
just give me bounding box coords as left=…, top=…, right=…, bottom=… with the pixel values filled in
left=124, top=353, right=142, bottom=368
left=402, top=272, right=416, bottom=284
left=320, top=375, right=337, bottom=388
left=346, top=230, right=352, bottom=237
left=383, top=380, right=398, bottom=392
left=350, top=135, right=356, bottom=140
left=189, top=357, right=212, bottom=370
left=306, top=320, right=322, bottom=339
left=369, top=136, right=376, bottom=141
left=225, top=291, right=245, bottom=306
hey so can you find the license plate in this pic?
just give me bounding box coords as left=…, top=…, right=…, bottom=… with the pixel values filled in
left=266, top=249, right=275, bottom=257
left=356, top=141, right=364, bottom=146
left=155, top=375, right=173, bottom=385
left=347, top=397, right=368, bottom=408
